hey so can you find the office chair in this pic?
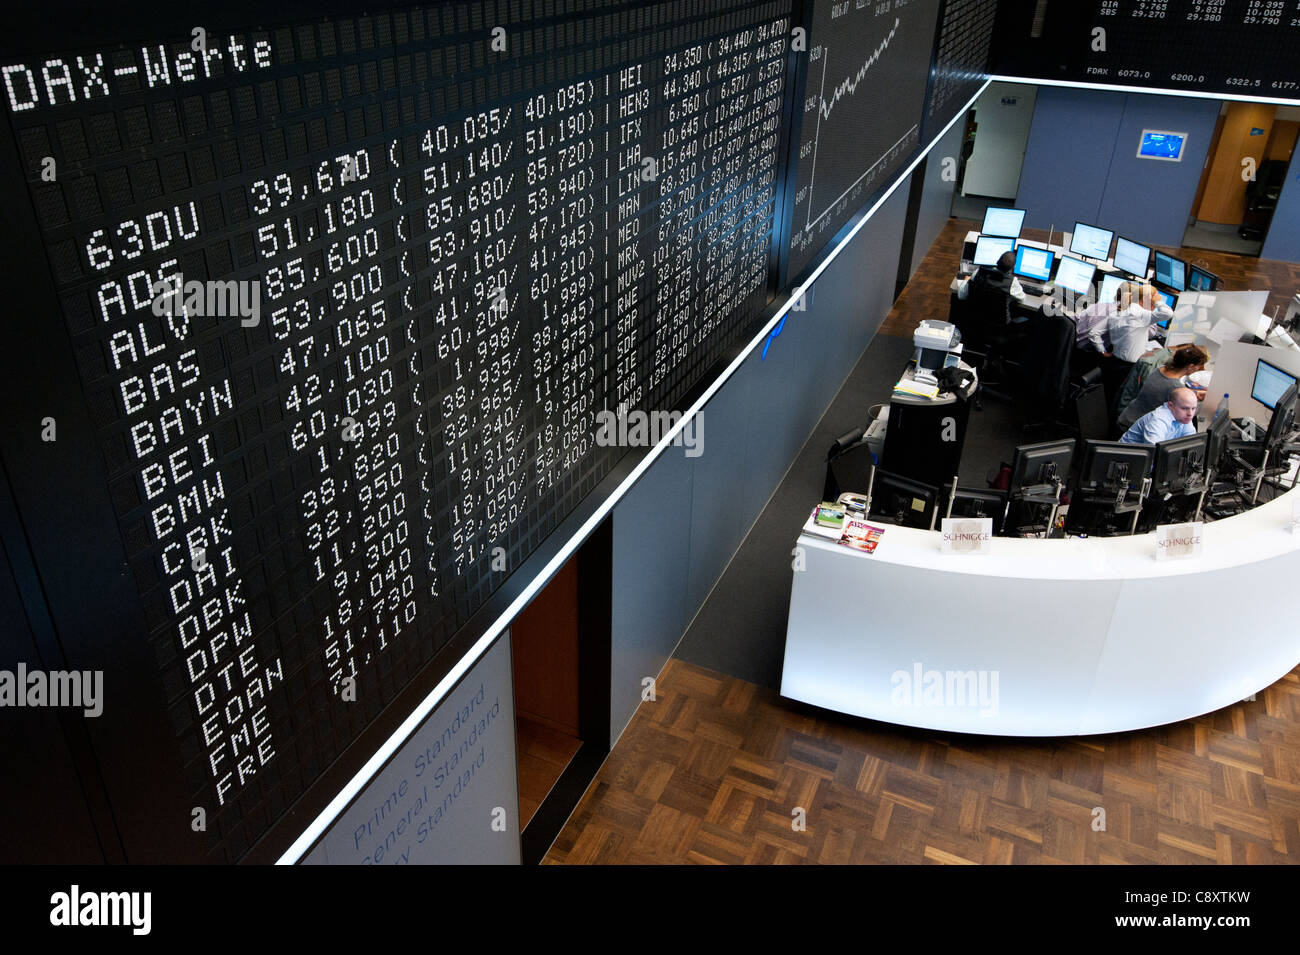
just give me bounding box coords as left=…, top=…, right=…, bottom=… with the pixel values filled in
left=1071, top=369, right=1110, bottom=442
left=1020, top=305, right=1073, bottom=409
left=953, top=282, right=1019, bottom=406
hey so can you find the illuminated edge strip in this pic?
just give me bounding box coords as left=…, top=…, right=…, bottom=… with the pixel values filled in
left=275, top=78, right=992, bottom=864
left=990, top=73, right=1300, bottom=108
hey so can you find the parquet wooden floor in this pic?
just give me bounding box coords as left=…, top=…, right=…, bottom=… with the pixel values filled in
left=544, top=658, right=1300, bottom=864
left=880, top=218, right=1300, bottom=339
left=546, top=217, right=1300, bottom=865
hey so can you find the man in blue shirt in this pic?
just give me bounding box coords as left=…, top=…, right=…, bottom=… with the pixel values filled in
left=1119, top=387, right=1199, bottom=445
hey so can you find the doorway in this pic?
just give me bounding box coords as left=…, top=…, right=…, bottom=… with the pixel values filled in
left=510, top=517, right=612, bottom=862
left=1185, top=102, right=1300, bottom=256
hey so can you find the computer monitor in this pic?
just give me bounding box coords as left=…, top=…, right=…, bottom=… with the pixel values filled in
left=1262, top=380, right=1299, bottom=449
left=1205, top=404, right=1231, bottom=473
left=1053, top=256, right=1097, bottom=296
left=1098, top=273, right=1126, bottom=306
left=973, top=234, right=1015, bottom=267
left=868, top=470, right=939, bottom=530
left=1070, top=222, right=1114, bottom=262
left=1013, top=244, right=1055, bottom=282
left=1112, top=236, right=1151, bottom=278
left=1151, top=432, right=1209, bottom=496
left=1153, top=289, right=1176, bottom=313
left=1009, top=439, right=1075, bottom=495
left=1137, top=130, right=1188, bottom=162
left=1251, top=358, right=1298, bottom=411
left=982, top=207, right=1026, bottom=238
left=940, top=483, right=1008, bottom=530
left=1077, top=440, right=1153, bottom=493
left=1186, top=265, right=1218, bottom=291
left=1153, top=250, right=1186, bottom=292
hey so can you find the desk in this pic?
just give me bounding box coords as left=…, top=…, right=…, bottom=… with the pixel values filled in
left=883, top=363, right=976, bottom=486
left=781, top=487, right=1300, bottom=736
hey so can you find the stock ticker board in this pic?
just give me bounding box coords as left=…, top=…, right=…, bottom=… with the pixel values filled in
left=0, top=0, right=983, bottom=863
left=924, top=0, right=996, bottom=141
left=990, top=0, right=1300, bottom=98
left=784, top=0, right=941, bottom=283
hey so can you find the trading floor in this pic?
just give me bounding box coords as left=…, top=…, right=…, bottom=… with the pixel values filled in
left=545, top=219, right=1300, bottom=865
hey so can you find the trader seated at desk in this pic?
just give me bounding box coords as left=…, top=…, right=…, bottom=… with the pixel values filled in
left=1116, top=344, right=1208, bottom=433
left=1119, top=387, right=1199, bottom=445
left=956, top=250, right=1027, bottom=324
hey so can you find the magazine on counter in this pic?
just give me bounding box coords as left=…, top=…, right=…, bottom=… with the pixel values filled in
left=838, top=519, right=885, bottom=553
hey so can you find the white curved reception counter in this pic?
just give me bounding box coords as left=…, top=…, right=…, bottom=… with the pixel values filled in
left=780, top=489, right=1300, bottom=736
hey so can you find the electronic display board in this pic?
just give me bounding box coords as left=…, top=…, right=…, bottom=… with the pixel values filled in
left=0, top=0, right=793, bottom=862
left=784, top=0, right=943, bottom=283
left=990, top=0, right=1300, bottom=100
left=924, top=0, right=997, bottom=141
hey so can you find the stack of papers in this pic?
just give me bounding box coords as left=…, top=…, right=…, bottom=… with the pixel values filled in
left=893, top=378, right=940, bottom=399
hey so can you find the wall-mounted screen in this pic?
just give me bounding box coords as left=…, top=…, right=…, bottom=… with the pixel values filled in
left=987, top=2, right=1300, bottom=101
left=0, top=0, right=797, bottom=863
left=784, top=0, right=943, bottom=282
left=1137, top=130, right=1187, bottom=162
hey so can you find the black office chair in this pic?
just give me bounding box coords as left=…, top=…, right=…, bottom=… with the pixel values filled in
left=953, top=282, right=1019, bottom=406
left=1020, top=306, right=1074, bottom=409
left=1071, top=369, right=1110, bottom=442
left=1018, top=367, right=1106, bottom=445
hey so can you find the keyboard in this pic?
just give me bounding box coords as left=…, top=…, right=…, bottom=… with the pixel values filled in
left=1020, top=280, right=1053, bottom=297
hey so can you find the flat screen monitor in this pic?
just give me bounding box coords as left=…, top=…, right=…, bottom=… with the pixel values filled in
left=1205, top=405, right=1231, bottom=472
left=1070, top=222, right=1114, bottom=261
left=981, top=207, right=1026, bottom=238
left=1138, top=129, right=1188, bottom=162
left=1013, top=244, right=1054, bottom=282
left=1264, top=381, right=1299, bottom=448
left=1154, top=250, right=1186, bottom=291
left=973, top=234, right=1015, bottom=267
left=1154, top=289, right=1176, bottom=312
left=1113, top=236, right=1151, bottom=278
left=868, top=470, right=939, bottom=531
left=1251, top=358, right=1298, bottom=411
left=941, top=483, right=1008, bottom=527
left=1186, top=265, right=1218, bottom=291
left=1009, top=440, right=1075, bottom=494
left=1099, top=273, right=1127, bottom=306
left=1054, top=256, right=1097, bottom=296
left=1151, top=432, right=1209, bottom=495
left=1078, top=440, right=1154, bottom=490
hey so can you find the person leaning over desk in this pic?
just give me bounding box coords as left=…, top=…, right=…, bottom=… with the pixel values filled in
left=1116, top=344, right=1209, bottom=432
left=1078, top=281, right=1175, bottom=363
left=1119, top=387, right=1200, bottom=445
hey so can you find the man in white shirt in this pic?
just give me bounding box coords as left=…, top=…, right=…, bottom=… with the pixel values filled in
left=1088, top=282, right=1173, bottom=363
left=957, top=251, right=1026, bottom=304
left=957, top=251, right=1027, bottom=329
left=1119, top=387, right=1199, bottom=445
